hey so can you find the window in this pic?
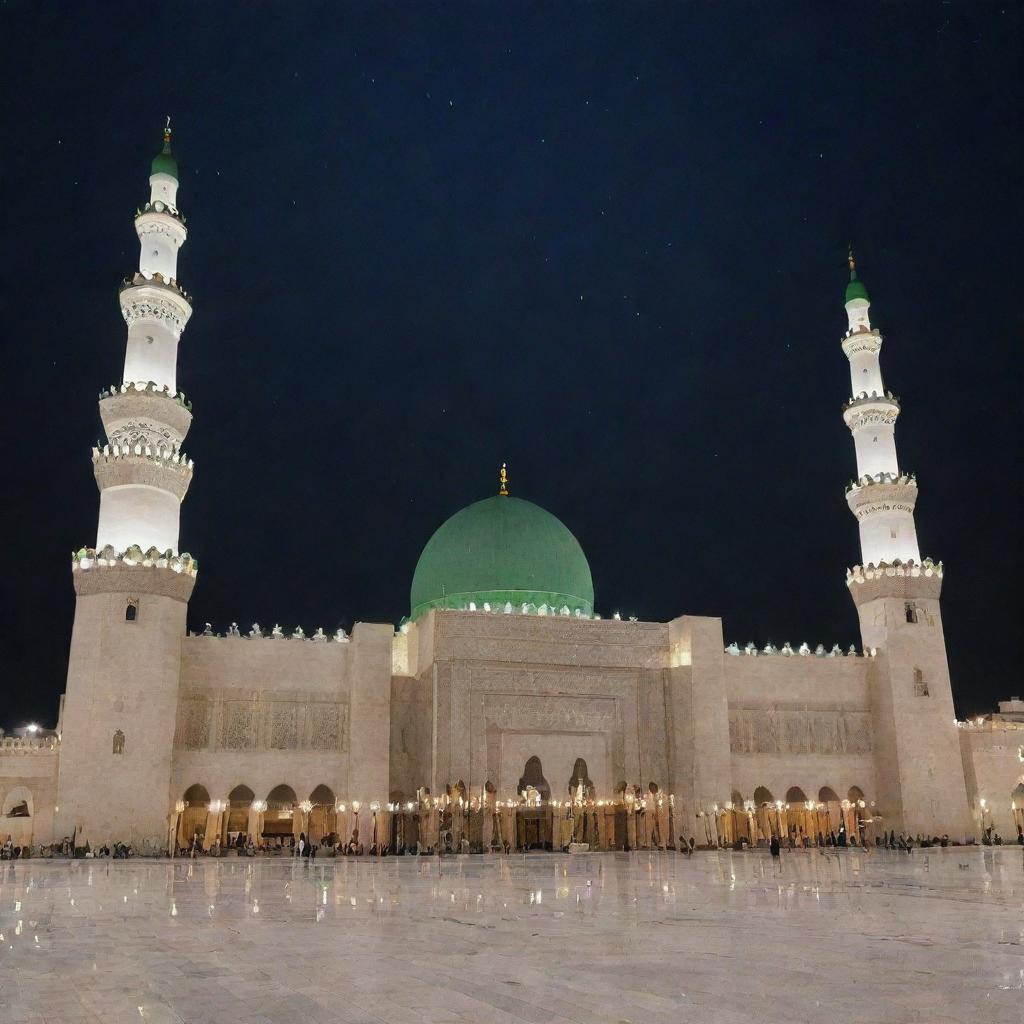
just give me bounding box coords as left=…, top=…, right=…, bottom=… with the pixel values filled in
left=125, top=599, right=138, bottom=622
left=905, top=603, right=918, bottom=624
left=913, top=668, right=929, bottom=698
left=112, top=729, right=125, bottom=755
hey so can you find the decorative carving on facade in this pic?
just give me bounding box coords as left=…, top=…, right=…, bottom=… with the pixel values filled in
left=173, top=694, right=349, bottom=753
left=841, top=328, right=882, bottom=357
left=106, top=419, right=183, bottom=450
left=309, top=705, right=344, bottom=751
left=174, top=698, right=210, bottom=751
left=120, top=298, right=190, bottom=334
left=729, top=707, right=873, bottom=755
left=99, top=385, right=193, bottom=447
left=220, top=702, right=258, bottom=751
left=843, top=406, right=900, bottom=432
left=269, top=704, right=299, bottom=750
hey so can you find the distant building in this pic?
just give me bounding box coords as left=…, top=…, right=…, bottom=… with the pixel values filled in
left=1, top=130, right=1020, bottom=853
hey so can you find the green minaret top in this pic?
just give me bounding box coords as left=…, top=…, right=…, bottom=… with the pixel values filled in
left=845, top=246, right=870, bottom=304
left=150, top=118, right=178, bottom=180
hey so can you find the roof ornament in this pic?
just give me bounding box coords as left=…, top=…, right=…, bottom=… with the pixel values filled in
left=848, top=244, right=857, bottom=280
left=499, top=462, right=509, bottom=496
left=164, top=116, right=172, bottom=146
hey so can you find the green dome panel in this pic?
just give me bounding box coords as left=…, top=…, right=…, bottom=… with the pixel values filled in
left=151, top=147, right=178, bottom=180
left=410, top=495, right=594, bottom=619
left=845, top=277, right=869, bottom=304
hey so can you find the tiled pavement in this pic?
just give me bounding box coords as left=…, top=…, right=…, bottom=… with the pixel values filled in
left=0, top=847, right=1021, bottom=1023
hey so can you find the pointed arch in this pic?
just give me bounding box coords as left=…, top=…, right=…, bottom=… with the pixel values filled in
left=786, top=786, right=808, bottom=803
left=753, top=786, right=774, bottom=806
left=2, top=787, right=32, bottom=818
left=518, top=756, right=551, bottom=801
left=182, top=783, right=210, bottom=806
left=818, top=786, right=840, bottom=803
left=266, top=784, right=297, bottom=809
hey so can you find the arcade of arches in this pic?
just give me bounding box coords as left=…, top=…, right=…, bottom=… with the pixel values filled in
left=167, top=760, right=889, bottom=853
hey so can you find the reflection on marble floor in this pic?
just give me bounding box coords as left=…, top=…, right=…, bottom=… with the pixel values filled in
left=0, top=848, right=1021, bottom=1023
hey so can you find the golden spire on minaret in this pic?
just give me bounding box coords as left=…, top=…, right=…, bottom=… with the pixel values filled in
left=848, top=244, right=856, bottom=275
left=499, top=463, right=509, bottom=496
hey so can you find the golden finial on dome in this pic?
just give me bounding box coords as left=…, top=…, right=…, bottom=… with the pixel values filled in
left=848, top=244, right=856, bottom=274
left=499, top=463, right=509, bottom=496
left=163, top=116, right=172, bottom=145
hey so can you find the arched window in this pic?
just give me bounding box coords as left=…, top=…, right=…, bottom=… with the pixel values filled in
left=125, top=599, right=138, bottom=622
left=112, top=729, right=125, bottom=755
left=517, top=756, right=551, bottom=801
left=913, top=668, right=929, bottom=698
left=2, top=787, right=33, bottom=818
left=905, top=602, right=917, bottom=624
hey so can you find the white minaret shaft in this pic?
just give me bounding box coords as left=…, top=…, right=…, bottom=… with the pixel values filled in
left=841, top=252, right=921, bottom=566
left=93, top=125, right=195, bottom=555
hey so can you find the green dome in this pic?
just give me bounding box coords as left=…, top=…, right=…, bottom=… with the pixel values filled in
left=410, top=495, right=594, bottom=619
left=845, top=276, right=870, bottom=304
left=151, top=145, right=178, bottom=180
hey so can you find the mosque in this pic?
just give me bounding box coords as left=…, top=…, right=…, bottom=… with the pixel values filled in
left=1, top=129, right=1022, bottom=855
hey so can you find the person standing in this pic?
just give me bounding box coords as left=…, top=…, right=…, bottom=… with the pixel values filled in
left=770, top=834, right=781, bottom=873
left=297, top=832, right=306, bottom=858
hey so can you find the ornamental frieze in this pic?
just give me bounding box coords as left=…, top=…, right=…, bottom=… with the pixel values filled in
left=121, top=298, right=188, bottom=333
left=728, top=706, right=872, bottom=755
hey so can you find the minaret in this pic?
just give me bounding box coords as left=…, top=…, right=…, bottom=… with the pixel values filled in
left=841, top=249, right=920, bottom=567
left=54, top=124, right=197, bottom=851
left=840, top=253, right=973, bottom=839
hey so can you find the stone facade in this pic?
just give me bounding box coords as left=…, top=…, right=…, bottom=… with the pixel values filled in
left=5, top=602, right=1019, bottom=850
left=3, top=142, right=1020, bottom=854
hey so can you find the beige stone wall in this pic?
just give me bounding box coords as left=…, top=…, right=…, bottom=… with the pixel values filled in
left=389, top=673, right=432, bottom=800
left=0, top=746, right=58, bottom=847
left=723, top=651, right=877, bottom=805
left=418, top=610, right=672, bottom=802
left=55, top=590, right=187, bottom=850
left=959, top=725, right=1024, bottom=838
left=859, top=595, right=974, bottom=837
left=172, top=622, right=392, bottom=805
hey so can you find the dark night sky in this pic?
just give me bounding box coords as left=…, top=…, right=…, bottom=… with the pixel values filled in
left=1, top=3, right=1021, bottom=726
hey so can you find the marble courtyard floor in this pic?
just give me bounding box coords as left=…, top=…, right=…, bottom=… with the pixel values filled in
left=0, top=848, right=1021, bottom=1024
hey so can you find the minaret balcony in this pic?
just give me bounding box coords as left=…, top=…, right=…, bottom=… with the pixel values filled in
left=842, top=391, right=900, bottom=432
left=92, top=444, right=194, bottom=501
left=841, top=328, right=882, bottom=359
left=72, top=544, right=197, bottom=601
left=99, top=383, right=193, bottom=448
left=135, top=209, right=187, bottom=247
left=845, top=472, right=918, bottom=520
left=119, top=273, right=193, bottom=334
left=845, top=557, right=943, bottom=605
left=135, top=200, right=185, bottom=225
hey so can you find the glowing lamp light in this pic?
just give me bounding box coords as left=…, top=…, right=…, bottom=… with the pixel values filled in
left=174, top=800, right=185, bottom=814
left=298, top=800, right=313, bottom=814
left=252, top=800, right=267, bottom=813
left=351, top=801, right=361, bottom=813
left=25, top=724, right=39, bottom=734
left=335, top=802, right=346, bottom=814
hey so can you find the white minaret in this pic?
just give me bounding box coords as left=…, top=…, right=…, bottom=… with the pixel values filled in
left=55, top=124, right=197, bottom=851
left=840, top=252, right=971, bottom=840
left=841, top=249, right=921, bottom=567
left=95, top=120, right=194, bottom=554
